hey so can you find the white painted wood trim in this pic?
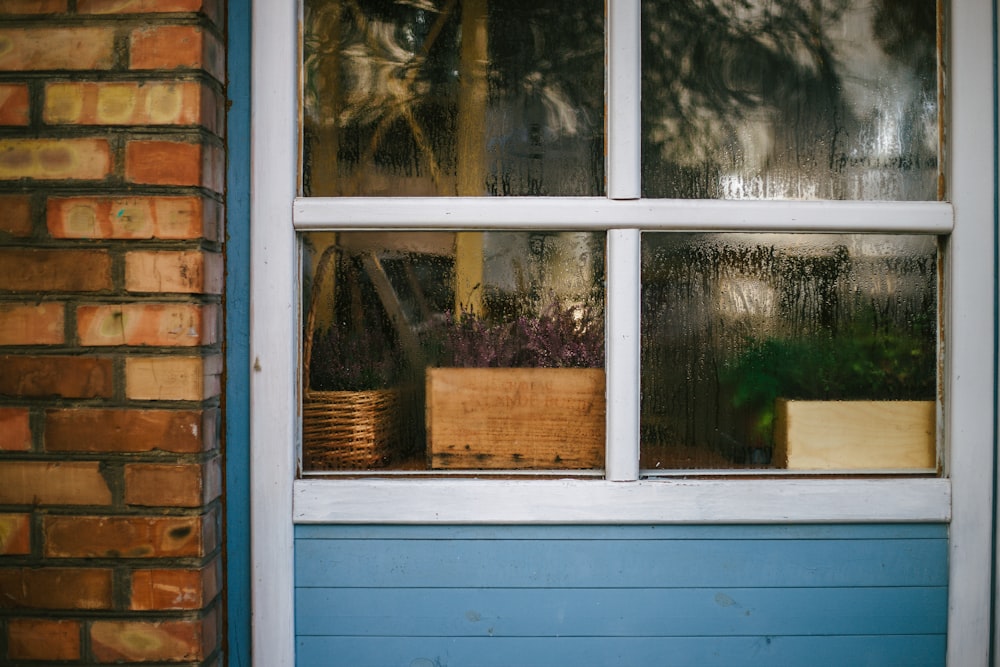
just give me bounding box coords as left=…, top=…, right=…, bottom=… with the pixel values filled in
left=249, top=0, right=297, bottom=663
left=294, top=478, right=951, bottom=524
left=605, top=229, right=640, bottom=480
left=293, top=197, right=955, bottom=231
left=607, top=0, right=641, bottom=199
left=944, top=1, right=996, bottom=664
left=251, top=2, right=994, bottom=665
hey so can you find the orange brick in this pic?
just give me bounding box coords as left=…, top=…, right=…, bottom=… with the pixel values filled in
left=81, top=0, right=202, bottom=12
left=77, top=303, right=219, bottom=347
left=0, top=406, right=31, bottom=450
left=125, top=457, right=221, bottom=507
left=129, top=24, right=223, bottom=82
left=91, top=613, right=214, bottom=663
left=44, top=511, right=216, bottom=558
left=130, top=556, right=221, bottom=610
left=0, top=512, right=31, bottom=554
left=124, top=354, right=222, bottom=401
left=44, top=81, right=221, bottom=133
left=0, top=248, right=112, bottom=292
left=44, top=407, right=216, bottom=453
left=125, top=249, right=223, bottom=294
left=0, top=302, right=65, bottom=345
left=0, top=460, right=112, bottom=505
left=0, top=355, right=113, bottom=398
left=0, top=0, right=68, bottom=14
left=8, top=619, right=81, bottom=660
left=0, top=567, right=113, bottom=609
left=124, top=139, right=223, bottom=190
left=82, top=0, right=223, bottom=25
left=0, top=138, right=112, bottom=180
left=0, top=194, right=31, bottom=237
left=47, top=195, right=218, bottom=240
left=0, top=83, right=28, bottom=125
left=0, top=27, right=115, bottom=70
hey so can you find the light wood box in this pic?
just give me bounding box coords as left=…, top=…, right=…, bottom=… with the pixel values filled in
left=773, top=399, right=936, bottom=470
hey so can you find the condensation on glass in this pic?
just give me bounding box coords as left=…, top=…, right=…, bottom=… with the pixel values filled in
left=302, top=0, right=605, bottom=196
left=300, top=231, right=606, bottom=472
left=641, top=0, right=940, bottom=200
left=640, top=233, right=938, bottom=471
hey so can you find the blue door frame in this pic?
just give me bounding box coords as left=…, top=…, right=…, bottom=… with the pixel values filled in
left=226, top=0, right=252, bottom=662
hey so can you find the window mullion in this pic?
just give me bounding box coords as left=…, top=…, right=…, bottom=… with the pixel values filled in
left=606, top=228, right=641, bottom=480
left=607, top=0, right=641, bottom=200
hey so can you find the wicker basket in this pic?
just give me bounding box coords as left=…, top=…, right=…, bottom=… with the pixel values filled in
left=302, top=387, right=400, bottom=469
left=301, top=244, right=400, bottom=470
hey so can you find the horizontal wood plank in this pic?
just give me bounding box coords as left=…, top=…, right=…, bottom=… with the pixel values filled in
left=295, top=536, right=947, bottom=589
left=296, top=586, right=946, bottom=637
left=295, top=522, right=947, bottom=541
left=297, top=635, right=946, bottom=667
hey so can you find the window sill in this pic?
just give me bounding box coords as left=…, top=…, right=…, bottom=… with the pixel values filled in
left=293, top=477, right=950, bottom=524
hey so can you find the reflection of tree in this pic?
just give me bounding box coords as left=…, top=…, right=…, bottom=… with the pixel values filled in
left=641, top=0, right=938, bottom=199
left=303, top=0, right=938, bottom=199
left=303, top=0, right=604, bottom=196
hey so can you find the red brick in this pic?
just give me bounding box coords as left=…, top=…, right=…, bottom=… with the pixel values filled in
left=91, top=612, right=216, bottom=663
left=125, top=354, right=222, bottom=401
left=125, top=457, right=221, bottom=507
left=0, top=83, right=29, bottom=125
left=44, top=81, right=222, bottom=133
left=77, top=302, right=218, bottom=347
left=0, top=302, right=65, bottom=345
left=0, top=27, right=115, bottom=70
left=0, top=248, right=112, bottom=292
left=125, top=249, right=223, bottom=294
left=48, top=195, right=218, bottom=240
left=130, top=556, right=221, bottom=610
left=0, top=406, right=31, bottom=450
left=8, top=619, right=81, bottom=660
left=0, top=0, right=68, bottom=14
left=0, top=460, right=112, bottom=505
left=43, top=511, right=216, bottom=558
left=129, top=25, right=224, bottom=82
left=0, top=355, right=113, bottom=399
left=0, top=194, right=31, bottom=237
left=0, top=138, right=112, bottom=180
left=44, top=407, right=216, bottom=453
left=0, top=567, right=113, bottom=609
left=124, top=139, right=223, bottom=190
left=0, top=513, right=31, bottom=554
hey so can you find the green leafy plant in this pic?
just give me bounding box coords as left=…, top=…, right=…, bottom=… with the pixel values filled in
left=722, top=320, right=936, bottom=445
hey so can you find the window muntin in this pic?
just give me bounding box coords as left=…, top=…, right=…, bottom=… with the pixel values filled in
left=640, top=0, right=939, bottom=200
left=302, top=0, right=605, bottom=196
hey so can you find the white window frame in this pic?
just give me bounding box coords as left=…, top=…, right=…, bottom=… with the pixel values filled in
left=249, top=2, right=996, bottom=665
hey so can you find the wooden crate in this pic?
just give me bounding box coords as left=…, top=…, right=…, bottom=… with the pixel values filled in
left=773, top=399, right=936, bottom=470
left=426, top=367, right=605, bottom=469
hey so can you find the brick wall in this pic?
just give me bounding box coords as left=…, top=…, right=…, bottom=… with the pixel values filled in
left=0, top=1, right=226, bottom=665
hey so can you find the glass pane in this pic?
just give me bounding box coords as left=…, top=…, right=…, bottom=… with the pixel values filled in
left=303, top=0, right=605, bottom=196
left=301, top=230, right=606, bottom=472
left=642, top=0, right=939, bottom=200
left=641, top=233, right=938, bottom=471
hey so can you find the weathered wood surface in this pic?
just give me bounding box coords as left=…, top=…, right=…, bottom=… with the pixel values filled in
left=426, top=367, right=605, bottom=469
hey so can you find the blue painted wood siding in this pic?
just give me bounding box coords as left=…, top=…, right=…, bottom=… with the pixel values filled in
left=295, top=524, right=947, bottom=666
